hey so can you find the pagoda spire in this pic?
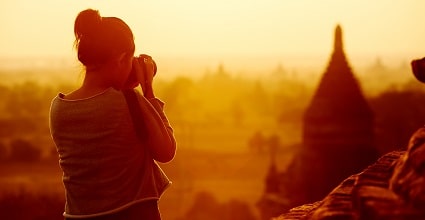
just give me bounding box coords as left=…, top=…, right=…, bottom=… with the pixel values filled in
left=334, top=24, right=343, bottom=54
left=300, top=24, right=378, bottom=203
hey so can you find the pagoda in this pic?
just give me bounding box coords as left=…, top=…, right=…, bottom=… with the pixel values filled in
left=287, top=25, right=378, bottom=207
left=297, top=24, right=378, bottom=203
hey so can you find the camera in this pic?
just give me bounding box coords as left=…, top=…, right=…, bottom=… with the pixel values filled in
left=125, top=54, right=157, bottom=88
left=131, top=54, right=157, bottom=77
left=412, top=57, right=425, bottom=83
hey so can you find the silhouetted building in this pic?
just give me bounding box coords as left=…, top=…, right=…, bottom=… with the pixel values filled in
left=257, top=25, right=379, bottom=219
left=291, top=24, right=379, bottom=206
left=257, top=153, right=289, bottom=220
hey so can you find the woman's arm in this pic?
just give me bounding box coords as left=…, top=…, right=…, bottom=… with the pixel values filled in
left=135, top=91, right=176, bottom=163
left=130, top=55, right=176, bottom=163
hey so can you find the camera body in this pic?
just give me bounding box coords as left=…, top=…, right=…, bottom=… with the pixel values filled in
left=125, top=54, right=157, bottom=88
left=412, top=57, right=425, bottom=83
left=130, top=54, right=157, bottom=79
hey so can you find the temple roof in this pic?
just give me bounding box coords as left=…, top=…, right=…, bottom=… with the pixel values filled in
left=304, top=25, right=373, bottom=120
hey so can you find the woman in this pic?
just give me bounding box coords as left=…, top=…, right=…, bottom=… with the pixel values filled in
left=49, top=9, right=176, bottom=219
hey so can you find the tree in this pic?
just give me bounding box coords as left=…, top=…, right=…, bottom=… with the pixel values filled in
left=248, top=131, right=266, bottom=154
left=178, top=191, right=257, bottom=220
left=370, top=90, right=425, bottom=154
left=178, top=191, right=221, bottom=220
left=9, top=138, right=41, bottom=162
left=0, top=141, right=8, bottom=161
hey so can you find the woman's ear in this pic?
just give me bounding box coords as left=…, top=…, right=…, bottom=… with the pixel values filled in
left=114, top=52, right=133, bottom=73
left=112, top=51, right=131, bottom=64
left=117, top=52, right=130, bottom=64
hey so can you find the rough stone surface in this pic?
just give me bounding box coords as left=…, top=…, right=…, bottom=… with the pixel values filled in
left=276, top=150, right=425, bottom=220
left=390, top=126, right=425, bottom=208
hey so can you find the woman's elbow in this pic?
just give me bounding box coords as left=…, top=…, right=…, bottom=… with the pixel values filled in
left=157, top=152, right=175, bottom=163
left=155, top=141, right=176, bottom=163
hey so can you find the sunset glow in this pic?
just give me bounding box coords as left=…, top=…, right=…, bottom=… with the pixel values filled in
left=2, top=1, right=425, bottom=220
left=1, top=0, right=425, bottom=72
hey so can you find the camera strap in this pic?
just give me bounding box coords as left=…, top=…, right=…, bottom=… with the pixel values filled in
left=123, top=89, right=149, bottom=141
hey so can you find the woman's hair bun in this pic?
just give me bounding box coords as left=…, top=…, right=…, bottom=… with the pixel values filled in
left=74, top=9, right=102, bottom=39
left=73, top=8, right=135, bottom=66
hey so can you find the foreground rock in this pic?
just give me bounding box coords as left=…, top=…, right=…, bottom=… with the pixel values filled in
left=276, top=150, right=425, bottom=220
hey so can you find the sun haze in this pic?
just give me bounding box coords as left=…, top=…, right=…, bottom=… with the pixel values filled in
left=1, top=0, right=424, bottom=73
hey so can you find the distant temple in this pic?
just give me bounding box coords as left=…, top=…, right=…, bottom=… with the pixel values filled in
left=257, top=25, right=379, bottom=219
left=298, top=23, right=378, bottom=204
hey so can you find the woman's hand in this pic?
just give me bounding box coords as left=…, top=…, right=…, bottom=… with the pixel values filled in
left=132, top=55, right=156, bottom=98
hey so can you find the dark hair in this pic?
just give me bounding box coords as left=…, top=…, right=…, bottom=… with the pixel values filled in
left=74, top=9, right=135, bottom=67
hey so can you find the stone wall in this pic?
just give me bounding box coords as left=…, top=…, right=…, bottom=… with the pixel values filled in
left=276, top=150, right=425, bottom=220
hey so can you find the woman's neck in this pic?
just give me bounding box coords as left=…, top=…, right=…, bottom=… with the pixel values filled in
left=82, top=69, right=112, bottom=90
left=63, top=69, right=113, bottom=100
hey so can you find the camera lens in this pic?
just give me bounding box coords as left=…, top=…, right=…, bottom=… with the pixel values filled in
left=152, top=60, right=157, bottom=75
left=412, top=58, right=425, bottom=83
left=139, top=54, right=157, bottom=76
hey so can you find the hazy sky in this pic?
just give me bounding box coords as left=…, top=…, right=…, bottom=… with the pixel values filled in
left=1, top=0, right=425, bottom=71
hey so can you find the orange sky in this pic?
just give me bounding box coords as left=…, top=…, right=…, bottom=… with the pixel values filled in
left=1, top=0, right=425, bottom=72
